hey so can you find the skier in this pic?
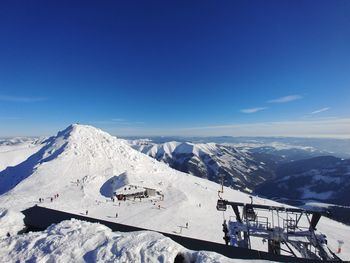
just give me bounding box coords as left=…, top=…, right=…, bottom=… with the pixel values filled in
left=86, top=210, right=88, bottom=215
left=50, top=197, right=53, bottom=202
left=116, top=212, right=118, bottom=218
left=186, top=222, right=188, bottom=228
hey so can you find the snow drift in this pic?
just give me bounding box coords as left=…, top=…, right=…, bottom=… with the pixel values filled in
left=0, top=208, right=25, bottom=237
left=0, top=219, right=246, bottom=263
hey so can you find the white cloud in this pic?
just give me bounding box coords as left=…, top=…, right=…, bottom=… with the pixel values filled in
left=240, top=107, right=267, bottom=113
left=179, top=118, right=350, bottom=138
left=115, top=118, right=350, bottom=138
left=268, top=95, right=302, bottom=103
left=0, top=95, right=47, bottom=103
left=311, top=107, right=330, bottom=115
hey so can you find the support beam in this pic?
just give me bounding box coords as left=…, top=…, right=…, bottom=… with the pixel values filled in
left=309, top=213, right=321, bottom=231
left=231, top=205, right=242, bottom=223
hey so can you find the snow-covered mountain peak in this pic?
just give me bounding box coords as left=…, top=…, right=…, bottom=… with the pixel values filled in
left=0, top=123, right=153, bottom=199
left=53, top=123, right=118, bottom=148
left=40, top=123, right=133, bottom=162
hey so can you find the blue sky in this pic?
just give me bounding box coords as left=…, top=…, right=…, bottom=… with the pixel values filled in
left=0, top=1, right=350, bottom=137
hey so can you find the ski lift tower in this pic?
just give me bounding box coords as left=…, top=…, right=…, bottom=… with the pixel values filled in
left=216, top=199, right=342, bottom=261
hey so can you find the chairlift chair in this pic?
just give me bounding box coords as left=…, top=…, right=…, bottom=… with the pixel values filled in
left=243, top=204, right=257, bottom=221
left=216, top=199, right=227, bottom=211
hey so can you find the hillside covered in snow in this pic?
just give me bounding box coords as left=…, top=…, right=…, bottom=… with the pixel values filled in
left=0, top=124, right=349, bottom=261
left=128, top=137, right=334, bottom=193
left=129, top=140, right=274, bottom=192
left=256, top=156, right=350, bottom=205
left=0, top=137, right=44, bottom=172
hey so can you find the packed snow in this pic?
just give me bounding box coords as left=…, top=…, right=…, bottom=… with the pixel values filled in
left=0, top=138, right=43, bottom=172
left=0, top=208, right=25, bottom=237
left=0, top=124, right=349, bottom=261
left=0, top=218, right=276, bottom=263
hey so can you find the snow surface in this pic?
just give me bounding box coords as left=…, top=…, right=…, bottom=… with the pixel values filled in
left=0, top=138, right=43, bottom=172
left=0, top=124, right=349, bottom=261
left=0, top=219, right=274, bottom=263
left=129, top=139, right=269, bottom=192
left=0, top=208, right=25, bottom=237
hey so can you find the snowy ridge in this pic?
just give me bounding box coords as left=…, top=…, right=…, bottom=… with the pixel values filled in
left=129, top=140, right=273, bottom=192
left=0, top=124, right=349, bottom=260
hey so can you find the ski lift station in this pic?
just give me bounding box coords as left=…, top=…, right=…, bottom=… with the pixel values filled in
left=216, top=197, right=343, bottom=261
left=101, top=172, right=161, bottom=200
left=114, top=184, right=159, bottom=200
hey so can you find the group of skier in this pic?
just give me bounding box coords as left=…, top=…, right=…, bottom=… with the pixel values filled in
left=38, top=193, right=59, bottom=203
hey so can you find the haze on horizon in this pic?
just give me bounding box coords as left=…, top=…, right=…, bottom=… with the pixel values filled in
left=0, top=1, right=349, bottom=138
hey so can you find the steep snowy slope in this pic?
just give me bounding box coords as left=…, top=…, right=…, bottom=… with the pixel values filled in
left=129, top=140, right=274, bottom=192
left=0, top=124, right=349, bottom=260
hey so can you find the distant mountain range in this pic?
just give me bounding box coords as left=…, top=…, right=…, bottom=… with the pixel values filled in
left=255, top=156, right=350, bottom=206
left=128, top=139, right=332, bottom=193
left=125, top=136, right=350, bottom=158
left=129, top=140, right=276, bottom=192
left=129, top=139, right=350, bottom=211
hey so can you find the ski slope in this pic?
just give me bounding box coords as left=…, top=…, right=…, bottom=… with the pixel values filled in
left=0, top=124, right=349, bottom=260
